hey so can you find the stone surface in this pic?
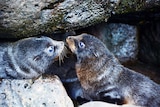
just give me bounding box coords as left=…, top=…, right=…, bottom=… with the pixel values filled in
left=0, top=75, right=74, bottom=107
left=102, top=23, right=138, bottom=63
left=0, top=0, right=119, bottom=38
left=79, top=101, right=141, bottom=107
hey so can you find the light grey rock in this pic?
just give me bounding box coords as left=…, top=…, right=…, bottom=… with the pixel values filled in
left=79, top=101, right=141, bottom=107
left=101, top=23, right=138, bottom=63
left=0, top=75, right=74, bottom=107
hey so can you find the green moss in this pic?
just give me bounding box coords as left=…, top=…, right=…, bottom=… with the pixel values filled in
left=0, top=0, right=111, bottom=38
left=7, top=9, right=66, bottom=38
left=40, top=9, right=66, bottom=33
left=11, top=24, right=38, bottom=38
left=115, top=0, right=145, bottom=14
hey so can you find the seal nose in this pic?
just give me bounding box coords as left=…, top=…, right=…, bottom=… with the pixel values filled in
left=66, top=36, right=75, bottom=43
left=66, top=36, right=73, bottom=43
left=67, top=36, right=72, bottom=40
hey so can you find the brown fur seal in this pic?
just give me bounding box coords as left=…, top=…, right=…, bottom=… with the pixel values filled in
left=66, top=33, right=160, bottom=107
left=0, top=36, right=64, bottom=79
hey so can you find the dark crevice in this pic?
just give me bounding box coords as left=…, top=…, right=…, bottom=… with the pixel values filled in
left=42, top=0, right=64, bottom=10
left=108, top=7, right=160, bottom=25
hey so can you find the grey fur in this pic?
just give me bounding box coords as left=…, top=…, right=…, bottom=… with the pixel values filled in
left=66, top=33, right=160, bottom=107
left=0, top=37, right=64, bottom=79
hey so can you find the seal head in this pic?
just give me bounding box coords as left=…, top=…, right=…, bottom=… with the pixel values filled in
left=66, top=33, right=114, bottom=62
left=5, top=36, right=64, bottom=79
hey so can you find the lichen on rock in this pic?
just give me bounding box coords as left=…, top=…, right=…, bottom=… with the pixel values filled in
left=101, top=23, right=138, bottom=63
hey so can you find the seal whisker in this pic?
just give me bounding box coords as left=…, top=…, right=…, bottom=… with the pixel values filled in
left=58, top=46, right=68, bottom=65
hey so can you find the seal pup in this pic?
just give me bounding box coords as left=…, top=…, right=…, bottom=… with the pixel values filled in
left=0, top=36, right=65, bottom=79
left=66, top=33, right=160, bottom=107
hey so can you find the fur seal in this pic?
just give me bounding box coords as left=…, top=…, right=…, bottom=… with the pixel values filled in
left=0, top=36, right=64, bottom=79
left=66, top=33, right=160, bottom=107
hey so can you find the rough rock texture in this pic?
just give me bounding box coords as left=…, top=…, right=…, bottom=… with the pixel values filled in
left=101, top=23, right=138, bottom=63
left=0, top=75, right=74, bottom=107
left=0, top=0, right=118, bottom=38
left=0, top=0, right=159, bottom=38
left=79, top=101, right=141, bottom=107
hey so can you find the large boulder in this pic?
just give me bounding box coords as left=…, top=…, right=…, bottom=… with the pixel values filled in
left=0, top=0, right=159, bottom=38
left=0, top=75, right=74, bottom=107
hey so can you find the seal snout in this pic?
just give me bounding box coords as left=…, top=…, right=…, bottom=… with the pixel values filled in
left=66, top=36, right=77, bottom=53
left=66, top=36, right=75, bottom=45
left=66, top=36, right=74, bottom=42
left=67, top=36, right=72, bottom=40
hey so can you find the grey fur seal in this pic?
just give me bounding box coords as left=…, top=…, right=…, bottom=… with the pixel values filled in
left=66, top=33, right=160, bottom=107
left=0, top=36, right=64, bottom=79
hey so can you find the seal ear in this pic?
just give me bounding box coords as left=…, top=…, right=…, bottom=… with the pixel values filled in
left=33, top=55, right=41, bottom=61
left=93, top=51, right=100, bottom=57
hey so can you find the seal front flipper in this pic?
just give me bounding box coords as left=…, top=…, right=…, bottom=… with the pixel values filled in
left=99, top=88, right=124, bottom=105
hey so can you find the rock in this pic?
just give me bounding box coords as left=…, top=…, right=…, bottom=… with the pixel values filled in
left=0, top=75, right=74, bottom=107
left=102, top=23, right=138, bottom=63
left=79, top=101, right=141, bottom=107
left=0, top=0, right=119, bottom=38
left=0, top=0, right=159, bottom=38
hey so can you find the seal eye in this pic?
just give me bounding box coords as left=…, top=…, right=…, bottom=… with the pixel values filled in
left=44, top=45, right=56, bottom=56
left=78, top=42, right=85, bottom=49
left=48, top=46, right=54, bottom=53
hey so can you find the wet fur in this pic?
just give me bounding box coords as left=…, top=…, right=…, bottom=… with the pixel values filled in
left=66, top=33, right=160, bottom=107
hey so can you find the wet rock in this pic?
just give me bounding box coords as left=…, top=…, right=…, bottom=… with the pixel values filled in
left=0, top=75, right=74, bottom=107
